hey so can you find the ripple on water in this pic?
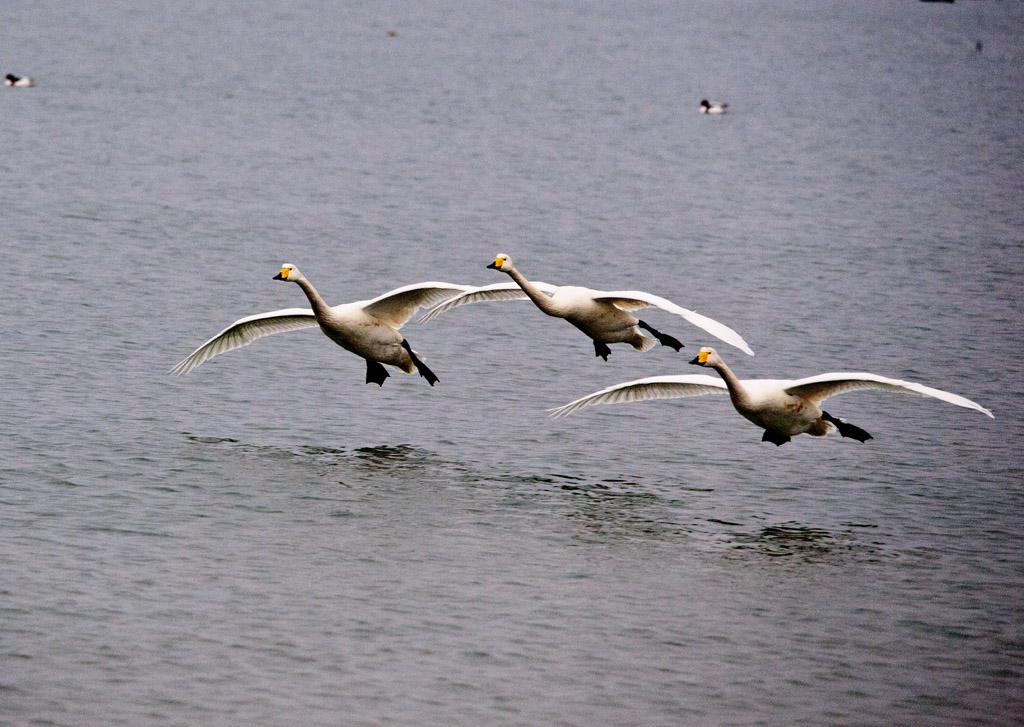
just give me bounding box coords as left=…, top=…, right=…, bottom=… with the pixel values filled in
left=724, top=521, right=887, bottom=563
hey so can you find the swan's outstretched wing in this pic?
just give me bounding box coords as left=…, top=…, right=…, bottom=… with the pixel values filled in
left=360, top=282, right=476, bottom=329
left=784, top=373, right=994, bottom=418
left=170, top=309, right=318, bottom=375
left=419, top=281, right=559, bottom=322
left=549, top=374, right=727, bottom=418
left=592, top=290, right=754, bottom=356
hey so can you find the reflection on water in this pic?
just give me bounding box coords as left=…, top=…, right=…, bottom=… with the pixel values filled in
left=350, top=444, right=451, bottom=474
left=185, top=434, right=892, bottom=564
left=727, top=521, right=884, bottom=563
left=185, top=434, right=444, bottom=473
left=562, top=481, right=693, bottom=543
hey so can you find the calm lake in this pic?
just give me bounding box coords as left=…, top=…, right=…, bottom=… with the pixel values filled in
left=2, top=1, right=1023, bottom=725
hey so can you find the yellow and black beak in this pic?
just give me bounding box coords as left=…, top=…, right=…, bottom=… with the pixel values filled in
left=486, top=259, right=499, bottom=270
left=273, top=268, right=288, bottom=280
left=689, top=351, right=709, bottom=366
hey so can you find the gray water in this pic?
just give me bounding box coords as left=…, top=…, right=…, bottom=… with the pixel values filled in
left=3, top=1, right=1023, bottom=725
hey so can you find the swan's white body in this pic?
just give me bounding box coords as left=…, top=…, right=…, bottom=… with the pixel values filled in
left=700, top=99, right=727, bottom=114
left=421, top=254, right=754, bottom=357
left=170, top=264, right=473, bottom=384
left=5, top=74, right=34, bottom=87
left=550, top=347, right=993, bottom=444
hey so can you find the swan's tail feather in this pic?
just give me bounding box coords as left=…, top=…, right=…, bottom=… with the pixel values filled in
left=635, top=336, right=657, bottom=353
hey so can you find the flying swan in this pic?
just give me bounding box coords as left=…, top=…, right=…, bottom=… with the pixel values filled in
left=420, top=254, right=754, bottom=360
left=170, top=264, right=474, bottom=386
left=549, top=346, right=993, bottom=445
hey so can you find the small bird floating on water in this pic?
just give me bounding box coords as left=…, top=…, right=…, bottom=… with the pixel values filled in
left=5, top=74, right=34, bottom=87
left=700, top=99, right=727, bottom=114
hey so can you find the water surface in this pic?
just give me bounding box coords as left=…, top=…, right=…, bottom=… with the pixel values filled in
left=2, top=1, right=1023, bottom=725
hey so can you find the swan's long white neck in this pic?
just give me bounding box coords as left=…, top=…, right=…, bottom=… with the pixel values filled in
left=506, top=268, right=559, bottom=316
left=709, top=360, right=751, bottom=411
left=293, top=276, right=333, bottom=320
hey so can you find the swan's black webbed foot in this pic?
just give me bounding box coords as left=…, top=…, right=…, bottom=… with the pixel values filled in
left=762, top=429, right=791, bottom=446
left=366, top=359, right=390, bottom=387
left=402, top=339, right=439, bottom=386
left=638, top=320, right=684, bottom=351
left=593, top=340, right=611, bottom=361
left=821, top=411, right=872, bottom=442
